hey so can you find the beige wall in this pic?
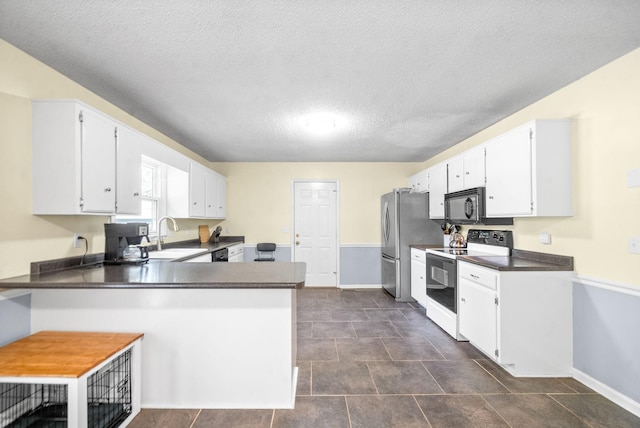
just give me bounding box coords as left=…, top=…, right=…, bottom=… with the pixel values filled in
left=416, top=48, right=640, bottom=286
left=0, top=41, right=220, bottom=279
left=2, top=38, right=639, bottom=286
left=211, top=162, right=417, bottom=245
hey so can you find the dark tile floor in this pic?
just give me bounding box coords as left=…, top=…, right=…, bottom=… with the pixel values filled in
left=129, top=288, right=640, bottom=428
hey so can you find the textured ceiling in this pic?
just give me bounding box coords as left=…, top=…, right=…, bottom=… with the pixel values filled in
left=2, top=1, right=640, bottom=162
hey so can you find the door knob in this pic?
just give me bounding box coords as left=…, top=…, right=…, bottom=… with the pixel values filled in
left=295, top=241, right=300, bottom=245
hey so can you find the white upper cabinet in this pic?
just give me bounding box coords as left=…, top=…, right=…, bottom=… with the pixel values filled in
left=447, top=156, right=464, bottom=193
left=448, top=146, right=485, bottom=193
left=189, top=163, right=207, bottom=218
left=427, top=162, right=448, bottom=219
left=485, top=119, right=572, bottom=217
left=32, top=99, right=117, bottom=215
left=188, top=162, right=227, bottom=219
left=462, top=145, right=486, bottom=189
left=115, top=126, right=142, bottom=215
left=409, top=169, right=428, bottom=193
left=215, top=173, right=227, bottom=218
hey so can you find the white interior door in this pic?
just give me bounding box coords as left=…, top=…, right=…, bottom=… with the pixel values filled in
left=293, top=181, right=338, bottom=287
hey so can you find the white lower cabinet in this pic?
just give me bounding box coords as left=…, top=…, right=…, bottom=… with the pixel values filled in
left=410, top=248, right=426, bottom=308
left=227, top=244, right=244, bottom=262
left=458, top=261, right=572, bottom=376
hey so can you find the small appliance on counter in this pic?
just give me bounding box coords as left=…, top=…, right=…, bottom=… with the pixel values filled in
left=104, top=223, right=150, bottom=265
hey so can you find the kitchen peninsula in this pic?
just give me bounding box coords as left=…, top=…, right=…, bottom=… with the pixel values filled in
left=0, top=261, right=306, bottom=409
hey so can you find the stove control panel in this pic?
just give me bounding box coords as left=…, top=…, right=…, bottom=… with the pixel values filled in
left=467, top=229, right=513, bottom=248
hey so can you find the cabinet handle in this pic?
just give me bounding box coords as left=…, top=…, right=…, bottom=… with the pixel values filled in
left=461, top=297, right=466, bottom=302
left=465, top=171, right=470, bottom=175
left=193, top=202, right=197, bottom=205
left=488, top=196, right=494, bottom=200
left=456, top=175, right=460, bottom=178
left=419, top=276, right=424, bottom=280
left=104, top=187, right=111, bottom=192
left=133, top=192, right=139, bottom=196
left=470, top=273, right=480, bottom=279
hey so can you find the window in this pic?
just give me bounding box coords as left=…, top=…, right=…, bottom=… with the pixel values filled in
left=114, top=157, right=167, bottom=236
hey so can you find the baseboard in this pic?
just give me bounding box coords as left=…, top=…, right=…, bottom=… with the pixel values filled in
left=339, top=284, right=382, bottom=289
left=572, top=368, right=640, bottom=417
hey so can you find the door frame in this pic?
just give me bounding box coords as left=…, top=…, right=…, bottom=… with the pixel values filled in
left=290, top=180, right=340, bottom=287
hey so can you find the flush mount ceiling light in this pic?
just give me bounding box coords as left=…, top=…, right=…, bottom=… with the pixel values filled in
left=301, top=112, right=339, bottom=136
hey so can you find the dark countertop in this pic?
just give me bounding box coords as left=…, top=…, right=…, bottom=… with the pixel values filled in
left=0, top=262, right=306, bottom=289
left=410, top=245, right=573, bottom=272
left=1, top=237, right=306, bottom=290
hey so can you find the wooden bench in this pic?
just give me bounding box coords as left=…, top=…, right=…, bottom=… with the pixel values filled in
left=0, top=331, right=143, bottom=428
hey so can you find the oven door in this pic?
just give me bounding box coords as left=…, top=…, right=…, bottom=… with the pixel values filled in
left=425, top=253, right=458, bottom=313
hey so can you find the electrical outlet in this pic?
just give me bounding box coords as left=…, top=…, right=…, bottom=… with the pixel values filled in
left=226, top=227, right=231, bottom=233
left=539, top=233, right=552, bottom=245
left=73, top=233, right=82, bottom=248
left=629, top=237, right=640, bottom=254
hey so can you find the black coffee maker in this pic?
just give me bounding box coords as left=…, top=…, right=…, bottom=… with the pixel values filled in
left=104, top=223, right=150, bottom=264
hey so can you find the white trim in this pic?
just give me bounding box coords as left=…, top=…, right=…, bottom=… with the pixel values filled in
left=573, top=275, right=640, bottom=298
left=572, top=368, right=640, bottom=418
left=0, top=289, right=31, bottom=301
left=340, top=243, right=381, bottom=248
left=339, top=284, right=382, bottom=289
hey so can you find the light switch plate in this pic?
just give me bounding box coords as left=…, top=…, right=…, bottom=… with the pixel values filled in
left=628, top=168, right=640, bottom=187
left=629, top=237, right=640, bottom=254
left=539, top=233, right=552, bottom=245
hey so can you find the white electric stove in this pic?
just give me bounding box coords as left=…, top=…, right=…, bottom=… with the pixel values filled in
left=423, top=229, right=513, bottom=340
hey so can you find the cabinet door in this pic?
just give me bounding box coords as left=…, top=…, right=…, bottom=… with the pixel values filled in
left=428, top=163, right=447, bottom=219
left=80, top=108, right=116, bottom=213
left=205, top=171, right=218, bottom=218
left=485, top=126, right=532, bottom=216
left=447, top=156, right=464, bottom=193
left=189, top=163, right=206, bottom=217
left=116, top=126, right=142, bottom=214
left=216, top=174, right=227, bottom=218
left=459, top=278, right=497, bottom=358
left=463, top=145, right=485, bottom=189
left=409, top=170, right=428, bottom=193
left=410, top=258, right=426, bottom=308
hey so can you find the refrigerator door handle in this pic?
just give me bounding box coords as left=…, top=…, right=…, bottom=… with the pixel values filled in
left=382, top=201, right=390, bottom=244
left=382, top=253, right=395, bottom=262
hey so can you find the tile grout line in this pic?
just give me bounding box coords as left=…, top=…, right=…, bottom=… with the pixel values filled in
left=188, top=408, right=202, bottom=428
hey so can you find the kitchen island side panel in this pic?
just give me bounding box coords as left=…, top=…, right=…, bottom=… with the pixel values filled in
left=30, top=288, right=297, bottom=409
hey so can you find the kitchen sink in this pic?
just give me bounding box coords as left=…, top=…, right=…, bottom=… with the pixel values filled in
left=148, top=248, right=208, bottom=259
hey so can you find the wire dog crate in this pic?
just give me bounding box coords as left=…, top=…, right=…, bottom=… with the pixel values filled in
left=0, top=332, right=143, bottom=428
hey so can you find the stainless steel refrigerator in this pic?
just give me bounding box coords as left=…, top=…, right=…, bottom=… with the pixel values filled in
left=381, top=189, right=442, bottom=301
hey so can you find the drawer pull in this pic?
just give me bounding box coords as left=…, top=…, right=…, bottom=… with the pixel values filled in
left=470, top=273, right=480, bottom=280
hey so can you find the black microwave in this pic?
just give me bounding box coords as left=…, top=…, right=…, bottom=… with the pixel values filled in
left=444, top=187, right=513, bottom=225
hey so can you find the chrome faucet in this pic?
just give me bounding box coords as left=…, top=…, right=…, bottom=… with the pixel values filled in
left=156, top=216, right=180, bottom=251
